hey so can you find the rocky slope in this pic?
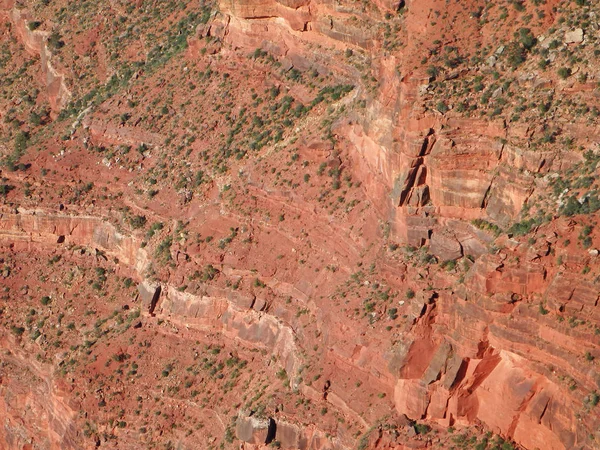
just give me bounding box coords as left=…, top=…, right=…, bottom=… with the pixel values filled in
left=1, top=0, right=600, bottom=449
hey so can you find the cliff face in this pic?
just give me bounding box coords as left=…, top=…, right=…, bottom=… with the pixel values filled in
left=215, top=0, right=561, bottom=241
left=208, top=8, right=598, bottom=446
left=0, top=335, right=80, bottom=450
left=391, top=236, right=600, bottom=450
left=1, top=210, right=598, bottom=449
left=1, top=0, right=600, bottom=449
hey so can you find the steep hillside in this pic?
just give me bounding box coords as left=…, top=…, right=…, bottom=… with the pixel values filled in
left=1, top=0, right=599, bottom=449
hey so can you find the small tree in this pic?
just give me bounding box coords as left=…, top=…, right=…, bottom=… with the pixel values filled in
left=47, top=31, right=64, bottom=51
left=557, top=67, right=572, bottom=79
left=426, top=65, right=439, bottom=80
left=517, top=28, right=536, bottom=50
left=506, top=42, right=526, bottom=68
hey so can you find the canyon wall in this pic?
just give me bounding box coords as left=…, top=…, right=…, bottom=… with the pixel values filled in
left=1, top=0, right=599, bottom=448
left=2, top=205, right=598, bottom=450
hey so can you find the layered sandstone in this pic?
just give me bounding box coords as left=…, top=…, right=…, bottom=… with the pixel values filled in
left=1, top=0, right=599, bottom=448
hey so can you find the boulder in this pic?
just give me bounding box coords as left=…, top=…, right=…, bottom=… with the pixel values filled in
left=394, top=379, right=429, bottom=419
left=235, top=411, right=275, bottom=444
left=422, top=341, right=451, bottom=385
left=564, top=29, right=584, bottom=44
left=253, top=297, right=267, bottom=312
left=430, top=231, right=462, bottom=261
left=137, top=281, right=161, bottom=315
left=275, top=421, right=301, bottom=449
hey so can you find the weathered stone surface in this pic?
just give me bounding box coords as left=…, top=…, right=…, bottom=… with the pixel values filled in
left=137, top=281, right=161, bottom=314
left=1, top=0, right=599, bottom=448
left=430, top=231, right=462, bottom=261
left=395, top=379, right=429, bottom=419
left=486, top=167, right=534, bottom=225
left=422, top=341, right=451, bottom=385
left=235, top=411, right=274, bottom=444
left=276, top=420, right=301, bottom=449
left=564, top=28, right=584, bottom=44
left=544, top=273, right=598, bottom=312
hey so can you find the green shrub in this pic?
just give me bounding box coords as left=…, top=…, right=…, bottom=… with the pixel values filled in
left=512, top=0, right=525, bottom=11
left=145, top=222, right=163, bottom=239
left=11, top=326, right=25, bottom=336
left=557, top=67, right=572, bottom=79
left=441, top=260, right=457, bottom=271
left=426, top=66, right=439, bottom=79
left=508, top=218, right=540, bottom=236
left=155, top=236, right=173, bottom=263
left=471, top=219, right=502, bottom=236
left=201, top=264, right=218, bottom=281
left=589, top=391, right=599, bottom=406
left=581, top=225, right=593, bottom=237
left=0, top=184, right=15, bottom=196
left=506, top=42, right=526, bottom=68
left=388, top=308, right=398, bottom=319
left=129, top=215, right=147, bottom=229
left=14, top=131, right=29, bottom=154
left=414, top=423, right=431, bottom=435
left=517, top=28, right=536, bottom=50
left=559, top=194, right=600, bottom=217
left=28, top=21, right=42, bottom=31
left=47, top=31, right=65, bottom=51
left=194, top=170, right=205, bottom=187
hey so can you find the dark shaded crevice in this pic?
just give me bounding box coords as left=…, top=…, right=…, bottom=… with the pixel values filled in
left=538, top=397, right=551, bottom=424
left=480, top=182, right=493, bottom=209
left=448, top=359, right=469, bottom=391
left=244, top=14, right=278, bottom=20
left=418, top=135, right=429, bottom=157
left=322, top=379, right=331, bottom=400
left=476, top=327, right=490, bottom=359
left=421, top=395, right=431, bottom=420
left=265, top=418, right=276, bottom=444
left=149, top=285, right=162, bottom=316
left=398, top=172, right=416, bottom=205
left=508, top=384, right=538, bottom=437
left=399, top=160, right=423, bottom=206
left=467, top=352, right=502, bottom=395
left=419, top=129, right=435, bottom=156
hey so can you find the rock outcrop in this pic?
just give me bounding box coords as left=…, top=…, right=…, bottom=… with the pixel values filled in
left=2, top=204, right=598, bottom=450
left=1, top=0, right=599, bottom=448
left=0, top=5, right=71, bottom=114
